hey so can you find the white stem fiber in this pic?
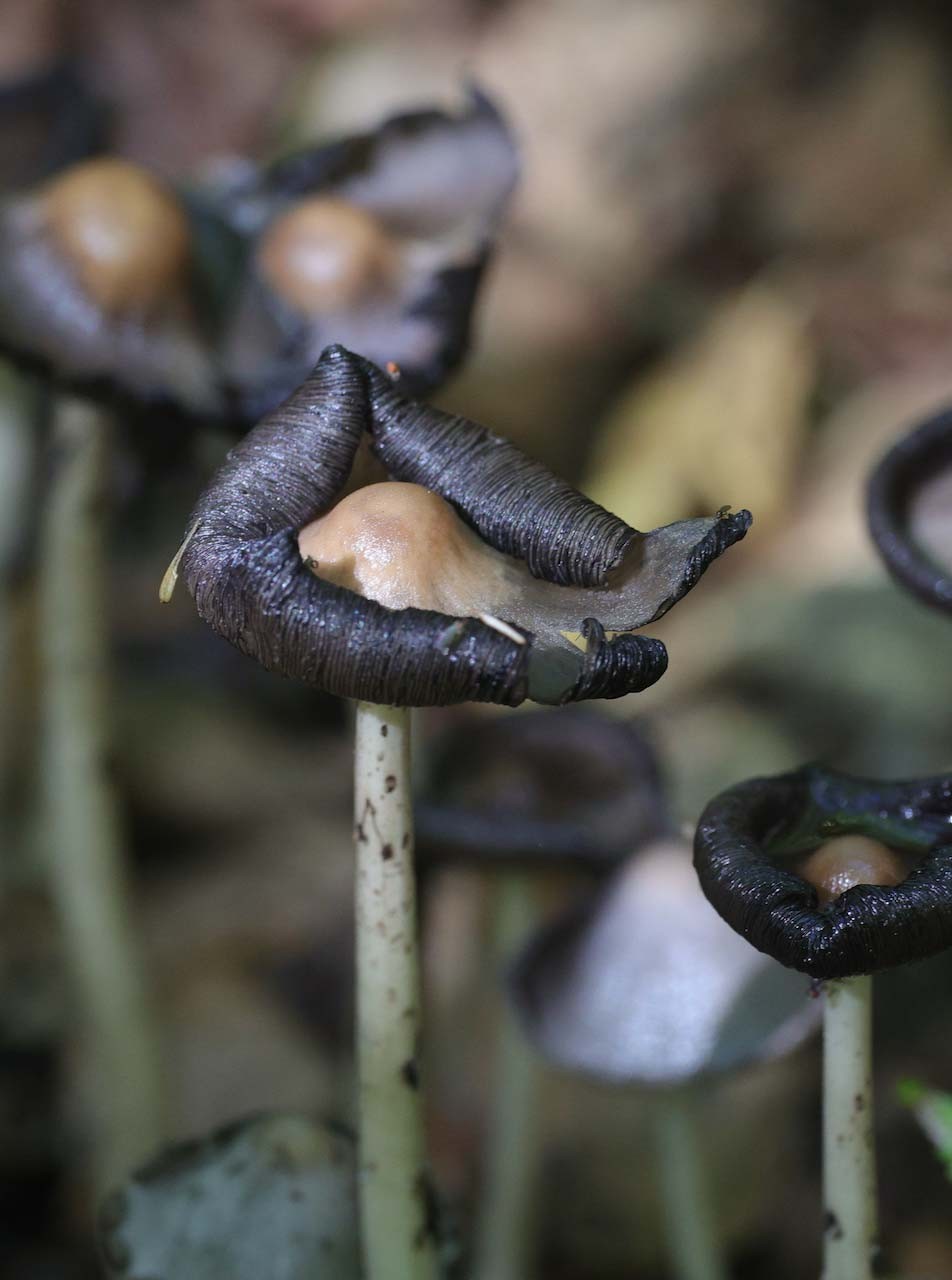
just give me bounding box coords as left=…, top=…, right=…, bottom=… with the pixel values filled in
left=655, top=1086, right=728, bottom=1280
left=822, top=974, right=877, bottom=1280
left=354, top=701, right=437, bottom=1280
left=40, top=397, right=166, bottom=1193
left=473, top=871, right=540, bottom=1280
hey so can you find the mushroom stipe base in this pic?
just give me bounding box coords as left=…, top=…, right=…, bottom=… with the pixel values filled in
left=40, top=396, right=166, bottom=1193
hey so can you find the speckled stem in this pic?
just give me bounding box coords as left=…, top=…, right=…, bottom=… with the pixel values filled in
left=39, top=396, right=166, bottom=1194
left=354, top=702, right=437, bottom=1280
left=822, top=975, right=876, bottom=1280
left=473, top=872, right=540, bottom=1280
left=654, top=1086, right=727, bottom=1280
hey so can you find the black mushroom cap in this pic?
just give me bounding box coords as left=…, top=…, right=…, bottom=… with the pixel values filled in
left=509, top=840, right=819, bottom=1085
left=867, top=405, right=952, bottom=614
left=416, top=708, right=668, bottom=871
left=694, top=765, right=952, bottom=980
left=0, top=156, right=222, bottom=417
left=217, top=86, right=519, bottom=419
left=0, top=87, right=515, bottom=429
left=179, top=343, right=751, bottom=708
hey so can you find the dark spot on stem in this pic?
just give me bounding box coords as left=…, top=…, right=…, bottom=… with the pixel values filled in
left=99, top=1231, right=132, bottom=1271
left=382, top=843, right=394, bottom=861
left=402, top=1058, right=420, bottom=1090
left=855, top=1093, right=866, bottom=1113
left=98, top=1191, right=127, bottom=1231
left=824, top=1210, right=843, bottom=1240
left=413, top=1170, right=441, bottom=1249
left=381, top=724, right=388, bottom=737
left=385, top=774, right=397, bottom=793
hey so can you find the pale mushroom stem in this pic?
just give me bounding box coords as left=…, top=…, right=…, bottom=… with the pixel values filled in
left=353, top=701, right=438, bottom=1280
left=473, top=872, right=540, bottom=1280
left=822, top=975, right=877, bottom=1280
left=39, top=396, right=166, bottom=1194
left=654, top=1086, right=728, bottom=1280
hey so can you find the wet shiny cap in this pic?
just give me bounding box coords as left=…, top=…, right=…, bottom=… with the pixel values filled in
left=416, top=708, right=668, bottom=870
left=694, top=764, right=952, bottom=979
left=868, top=405, right=952, bottom=615
left=509, top=839, right=820, bottom=1084
left=179, top=344, right=751, bottom=708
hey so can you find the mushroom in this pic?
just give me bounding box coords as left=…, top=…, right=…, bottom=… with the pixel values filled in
left=0, top=87, right=516, bottom=428
left=0, top=156, right=219, bottom=414
left=694, top=764, right=952, bottom=1280
left=174, top=343, right=751, bottom=1279
left=216, top=87, right=518, bottom=417
left=180, top=344, right=750, bottom=708
left=510, top=837, right=819, bottom=1280
left=98, top=1113, right=360, bottom=1280
left=414, top=707, right=667, bottom=1280
left=0, top=83, right=191, bottom=1204
left=40, top=394, right=167, bottom=1194
left=867, top=404, right=952, bottom=614
left=416, top=706, right=667, bottom=872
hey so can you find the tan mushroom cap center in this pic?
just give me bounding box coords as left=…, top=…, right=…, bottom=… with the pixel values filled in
left=258, top=197, right=397, bottom=314
left=797, top=835, right=906, bottom=907
left=298, top=481, right=512, bottom=616
left=43, top=158, right=190, bottom=313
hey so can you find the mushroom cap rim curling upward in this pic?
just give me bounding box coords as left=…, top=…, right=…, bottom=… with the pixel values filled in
left=415, top=708, right=669, bottom=871
left=509, top=839, right=821, bottom=1085
left=867, top=404, right=952, bottom=615
left=180, top=344, right=752, bottom=708
left=694, top=764, right=952, bottom=979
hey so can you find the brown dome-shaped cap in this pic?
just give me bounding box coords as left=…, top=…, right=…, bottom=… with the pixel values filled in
left=257, top=197, right=397, bottom=315
left=43, top=157, right=190, bottom=313
left=509, top=840, right=820, bottom=1085
left=416, top=709, right=668, bottom=871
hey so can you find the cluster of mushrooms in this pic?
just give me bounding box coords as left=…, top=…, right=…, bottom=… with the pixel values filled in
left=0, top=87, right=518, bottom=423
left=6, top=48, right=952, bottom=1280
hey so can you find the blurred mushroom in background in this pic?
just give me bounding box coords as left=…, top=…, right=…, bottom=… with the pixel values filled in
left=416, top=706, right=668, bottom=1280
left=511, top=837, right=820, bottom=1280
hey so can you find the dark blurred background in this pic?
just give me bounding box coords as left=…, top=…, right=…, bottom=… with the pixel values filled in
left=2, top=0, right=952, bottom=1276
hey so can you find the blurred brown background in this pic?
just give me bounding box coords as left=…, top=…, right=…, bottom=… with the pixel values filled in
left=3, top=0, right=952, bottom=1276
